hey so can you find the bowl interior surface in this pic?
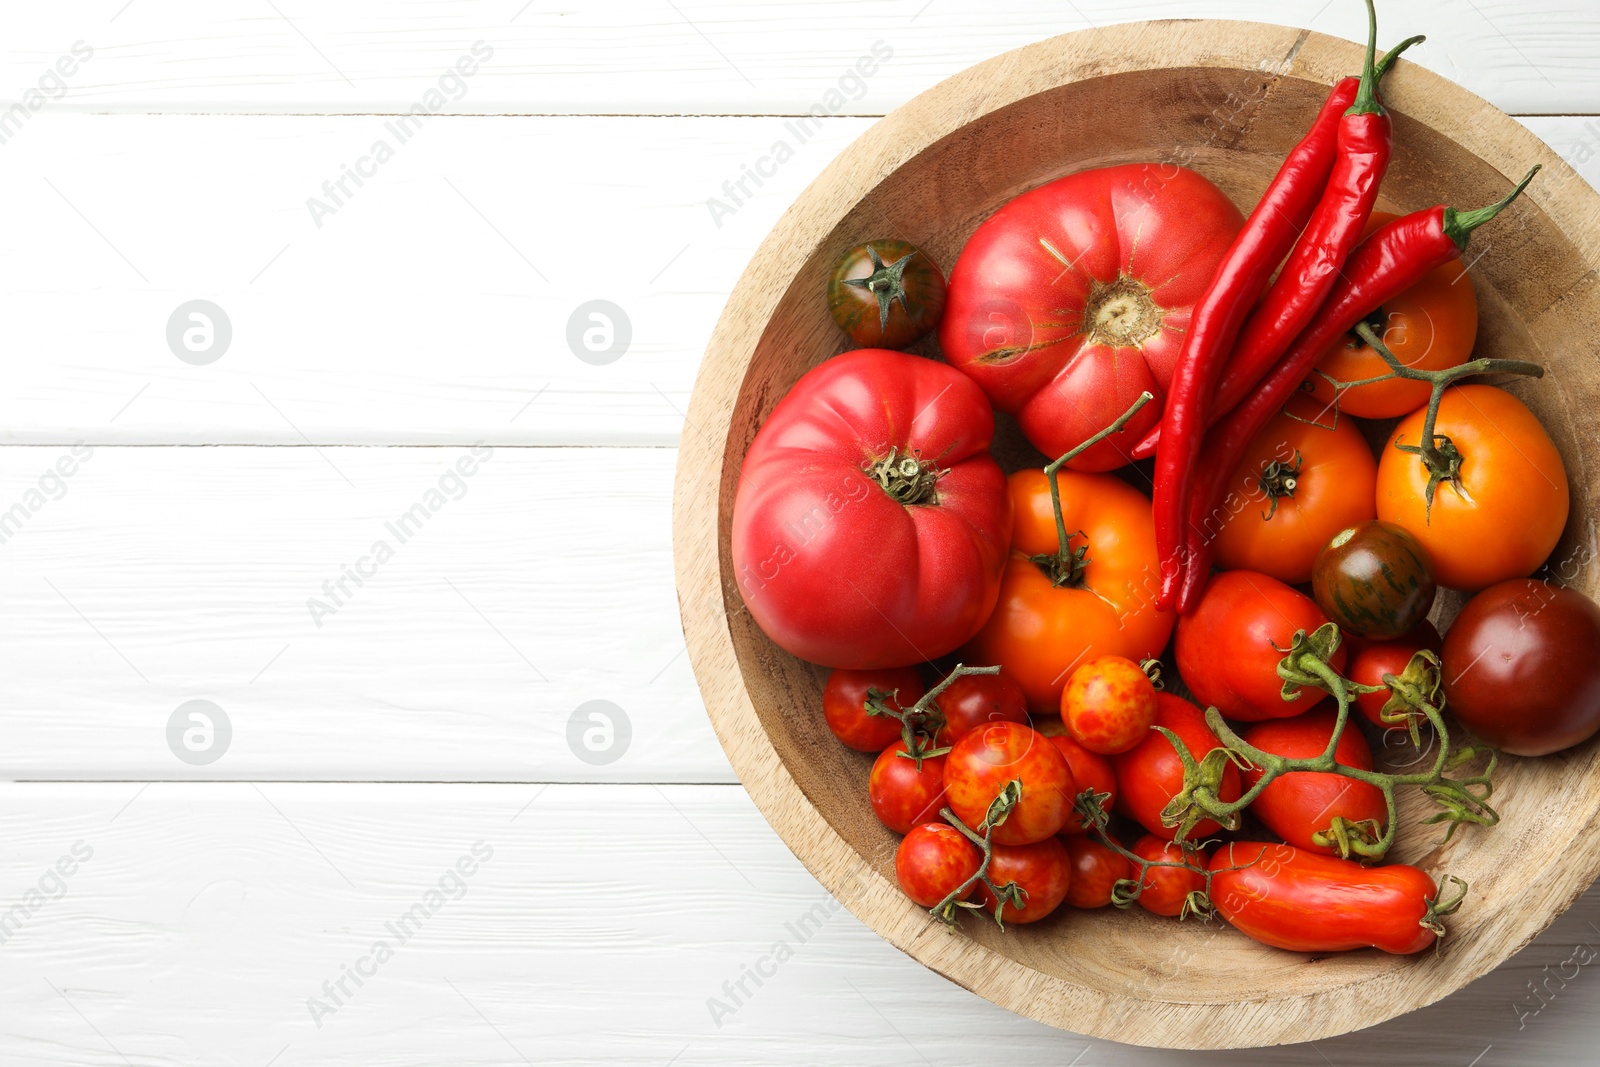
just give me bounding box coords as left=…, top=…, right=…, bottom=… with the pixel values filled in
left=678, top=21, right=1600, bottom=1049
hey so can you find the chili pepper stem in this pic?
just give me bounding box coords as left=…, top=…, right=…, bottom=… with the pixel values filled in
left=1347, top=0, right=1385, bottom=117
left=1373, top=34, right=1427, bottom=81
left=1443, top=166, right=1541, bottom=249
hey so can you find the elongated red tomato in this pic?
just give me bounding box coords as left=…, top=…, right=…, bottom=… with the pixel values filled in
left=732, top=349, right=1012, bottom=668
left=941, top=164, right=1242, bottom=470
left=1239, top=710, right=1386, bottom=855
left=1210, top=842, right=1444, bottom=954
left=1110, top=693, right=1240, bottom=840
left=1175, top=570, right=1346, bottom=721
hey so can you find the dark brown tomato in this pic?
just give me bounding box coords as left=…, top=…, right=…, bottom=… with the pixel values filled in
left=1312, top=520, right=1437, bottom=641
left=1442, top=579, right=1600, bottom=756
left=827, top=239, right=947, bottom=349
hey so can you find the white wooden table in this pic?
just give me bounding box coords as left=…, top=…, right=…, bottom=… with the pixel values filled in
left=2, top=3, right=1598, bottom=1062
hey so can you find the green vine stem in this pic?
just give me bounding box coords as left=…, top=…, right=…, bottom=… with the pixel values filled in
left=928, top=780, right=1029, bottom=928
left=864, top=663, right=1001, bottom=769
left=1072, top=789, right=1226, bottom=921
left=1323, top=321, right=1544, bottom=519
left=1158, top=623, right=1499, bottom=860
left=1030, top=391, right=1153, bottom=587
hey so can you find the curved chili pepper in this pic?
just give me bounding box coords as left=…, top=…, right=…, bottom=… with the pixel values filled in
left=1173, top=168, right=1541, bottom=613
left=1150, top=7, right=1414, bottom=607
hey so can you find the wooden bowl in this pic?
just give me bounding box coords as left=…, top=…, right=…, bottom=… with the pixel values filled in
left=673, top=19, right=1600, bottom=1049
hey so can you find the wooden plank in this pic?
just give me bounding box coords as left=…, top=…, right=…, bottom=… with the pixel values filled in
left=4, top=1, right=1599, bottom=116
left=0, top=114, right=1592, bottom=447
left=0, top=444, right=731, bottom=783
left=0, top=781, right=1595, bottom=1065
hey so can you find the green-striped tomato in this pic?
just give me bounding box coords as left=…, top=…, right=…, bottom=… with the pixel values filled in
left=1311, top=520, right=1437, bottom=641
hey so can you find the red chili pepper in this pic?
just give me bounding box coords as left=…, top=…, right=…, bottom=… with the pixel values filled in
left=1150, top=7, right=1414, bottom=605
left=1173, top=168, right=1541, bottom=613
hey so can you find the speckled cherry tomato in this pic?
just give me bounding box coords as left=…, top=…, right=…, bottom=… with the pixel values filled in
left=931, top=669, right=1029, bottom=746
left=822, top=667, right=926, bottom=752
left=976, top=836, right=1072, bottom=924
left=827, top=239, right=947, bottom=349
left=1061, top=655, right=1158, bottom=755
left=1130, top=835, right=1206, bottom=918
left=1239, top=709, right=1387, bottom=856
left=1312, top=520, right=1437, bottom=641
left=945, top=722, right=1075, bottom=846
left=1110, top=693, right=1240, bottom=841
left=1045, top=732, right=1118, bottom=834
left=1064, top=835, right=1132, bottom=909
left=868, top=741, right=947, bottom=834
left=895, top=822, right=982, bottom=908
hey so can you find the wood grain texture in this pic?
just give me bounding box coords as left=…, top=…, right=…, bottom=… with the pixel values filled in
left=677, top=19, right=1600, bottom=1048
left=2, top=1, right=1597, bottom=115
left=0, top=782, right=1597, bottom=1066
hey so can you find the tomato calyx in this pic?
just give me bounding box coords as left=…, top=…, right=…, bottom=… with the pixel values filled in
left=1376, top=648, right=1445, bottom=747
left=1082, top=273, right=1164, bottom=348
left=863, top=446, right=946, bottom=507
left=927, top=779, right=1031, bottom=928
left=1256, top=450, right=1303, bottom=521
left=864, top=663, right=999, bottom=769
left=1420, top=874, right=1470, bottom=944
left=1311, top=816, right=1384, bottom=857
left=840, top=244, right=919, bottom=335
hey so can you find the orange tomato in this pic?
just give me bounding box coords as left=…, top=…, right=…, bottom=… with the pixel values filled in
left=1210, top=401, right=1377, bottom=584
left=1305, top=211, right=1479, bottom=420
left=963, top=468, right=1174, bottom=716
left=1376, top=385, right=1568, bottom=591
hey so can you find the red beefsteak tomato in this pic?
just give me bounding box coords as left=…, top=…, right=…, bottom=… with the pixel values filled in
left=941, top=163, right=1243, bottom=470
left=732, top=349, right=1012, bottom=668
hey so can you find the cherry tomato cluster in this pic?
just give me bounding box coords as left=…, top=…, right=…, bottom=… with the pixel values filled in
left=732, top=0, right=1600, bottom=959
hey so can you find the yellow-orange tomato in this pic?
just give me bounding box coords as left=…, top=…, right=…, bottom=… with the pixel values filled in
left=1376, top=385, right=1568, bottom=591
left=963, top=468, right=1174, bottom=716
left=1211, top=403, right=1377, bottom=584
left=1305, top=211, right=1479, bottom=420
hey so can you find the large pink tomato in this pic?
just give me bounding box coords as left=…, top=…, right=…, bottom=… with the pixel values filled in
left=731, top=348, right=1012, bottom=669
left=941, top=164, right=1243, bottom=470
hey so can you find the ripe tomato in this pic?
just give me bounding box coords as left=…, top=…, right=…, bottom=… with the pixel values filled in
left=941, top=163, right=1243, bottom=470
left=1130, top=836, right=1206, bottom=918
left=732, top=349, right=1012, bottom=668
left=895, top=822, right=982, bottom=909
left=1063, top=835, right=1132, bottom=909
left=1061, top=655, right=1157, bottom=755
left=1045, top=732, right=1118, bottom=834
left=1312, top=520, right=1436, bottom=641
left=1175, top=570, right=1347, bottom=721
left=1238, top=710, right=1386, bottom=856
left=827, top=240, right=947, bottom=350
left=945, top=722, right=1074, bottom=846
left=963, top=467, right=1174, bottom=715
left=1442, top=579, right=1600, bottom=756
left=869, top=741, right=947, bottom=834
left=1210, top=403, right=1377, bottom=585
left=1210, top=842, right=1444, bottom=954
left=931, top=669, right=1029, bottom=747
left=1376, top=385, right=1568, bottom=592
left=822, top=667, right=925, bottom=752
left=1347, top=621, right=1442, bottom=730
left=1305, top=211, right=1478, bottom=419
left=1111, top=693, right=1240, bottom=840
left=976, top=837, right=1071, bottom=924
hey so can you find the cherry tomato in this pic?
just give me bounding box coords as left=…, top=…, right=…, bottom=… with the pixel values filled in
left=895, top=822, right=982, bottom=908
left=1442, top=579, right=1600, bottom=756
left=822, top=667, right=925, bottom=752
left=1238, top=709, right=1386, bottom=856
left=931, top=669, right=1029, bottom=746
left=1130, top=835, right=1206, bottom=918
left=1210, top=842, right=1444, bottom=954
left=964, top=468, right=1174, bottom=715
left=1111, top=693, right=1240, bottom=840
left=1175, top=570, right=1347, bottom=721
left=828, top=240, right=947, bottom=350
left=733, top=348, right=1012, bottom=669
left=1306, top=212, right=1479, bottom=420
left=1312, top=519, right=1437, bottom=641
left=1063, top=835, right=1132, bottom=909
left=945, top=722, right=1075, bottom=846
left=1376, top=385, right=1568, bottom=592
left=942, top=163, right=1243, bottom=470
left=869, top=741, right=947, bottom=834
left=976, top=837, right=1072, bottom=924
left=1061, top=655, right=1157, bottom=755
left=1211, top=403, right=1377, bottom=585
left=1347, top=621, right=1442, bottom=730
left=1046, top=733, right=1118, bottom=834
